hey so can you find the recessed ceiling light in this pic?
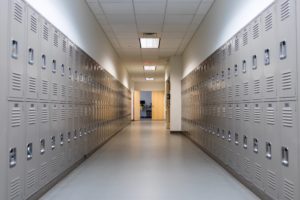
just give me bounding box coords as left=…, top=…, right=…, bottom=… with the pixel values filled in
left=140, top=38, right=160, bottom=48
left=144, top=65, right=156, bottom=71
left=146, top=77, right=154, bottom=81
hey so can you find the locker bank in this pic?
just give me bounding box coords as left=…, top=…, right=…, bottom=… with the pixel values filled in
left=0, top=0, right=299, bottom=199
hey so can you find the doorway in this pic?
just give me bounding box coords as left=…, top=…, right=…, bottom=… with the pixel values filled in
left=140, top=91, right=152, bottom=120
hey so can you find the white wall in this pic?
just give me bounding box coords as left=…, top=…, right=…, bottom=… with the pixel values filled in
left=26, top=0, right=130, bottom=88
left=134, top=81, right=165, bottom=91
left=169, top=56, right=182, bottom=131
left=182, top=0, right=274, bottom=78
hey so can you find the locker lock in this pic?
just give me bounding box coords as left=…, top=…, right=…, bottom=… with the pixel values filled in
left=243, top=136, right=248, bottom=149
left=9, top=148, right=17, bottom=168
left=280, top=41, right=287, bottom=60
left=27, top=143, right=33, bottom=160
left=253, top=138, right=258, bottom=153
left=40, top=139, right=46, bottom=154
left=264, top=49, right=270, bottom=65
left=234, top=133, right=239, bottom=145
left=281, top=147, right=289, bottom=167
left=60, top=133, right=64, bottom=146
left=11, top=40, right=18, bottom=59
left=28, top=48, right=34, bottom=65
left=252, top=55, right=257, bottom=69
left=266, top=142, right=272, bottom=159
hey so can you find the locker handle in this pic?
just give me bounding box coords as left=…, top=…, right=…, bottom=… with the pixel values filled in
left=227, top=131, right=231, bottom=142
left=27, top=143, right=33, bottom=160
left=40, top=139, right=45, bottom=154
left=252, top=55, right=257, bottom=69
left=60, top=133, right=64, bottom=145
left=266, top=142, right=272, bottom=159
left=52, top=60, right=57, bottom=73
left=281, top=147, right=289, bottom=167
left=67, top=132, right=71, bottom=143
left=235, top=133, right=239, bottom=145
left=280, top=41, right=287, bottom=60
left=264, top=49, right=270, bottom=65
left=61, top=64, right=65, bottom=76
left=28, top=48, right=34, bottom=65
left=11, top=40, right=18, bottom=59
left=243, top=136, right=247, bottom=149
left=234, top=64, right=238, bottom=76
left=42, top=54, right=46, bottom=69
left=221, top=130, right=225, bottom=140
left=9, top=148, right=17, bottom=168
left=242, top=60, right=246, bottom=73
left=253, top=138, right=258, bottom=153
left=51, top=136, right=56, bottom=150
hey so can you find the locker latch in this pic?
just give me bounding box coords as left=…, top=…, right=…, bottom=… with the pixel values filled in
left=280, top=41, right=287, bottom=60
left=252, top=55, right=257, bottom=69
left=234, top=65, right=238, bottom=76
left=27, top=143, right=33, bottom=160
left=52, top=60, right=57, bottom=73
left=74, top=130, right=78, bottom=140
left=253, top=138, right=258, bottom=153
left=42, top=54, right=46, bottom=69
left=11, top=40, right=18, bottom=59
left=61, top=64, right=65, bottom=76
left=60, top=133, right=64, bottom=146
left=264, top=49, right=270, bottom=65
left=243, top=136, right=248, bottom=149
left=28, top=48, right=34, bottom=65
left=67, top=132, right=71, bottom=143
left=40, top=139, right=46, bottom=154
left=242, top=60, right=247, bottom=73
left=281, top=147, right=289, bottom=167
left=235, top=133, right=239, bottom=145
left=51, top=136, right=56, bottom=150
left=9, top=147, right=17, bottom=168
left=266, top=142, right=272, bottom=159
left=227, top=131, right=231, bottom=142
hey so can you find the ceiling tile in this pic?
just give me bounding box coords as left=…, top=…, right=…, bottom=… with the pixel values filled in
left=165, top=14, right=194, bottom=24
left=95, top=14, right=109, bottom=24
left=100, top=2, right=133, bottom=14
left=134, top=2, right=166, bottom=14
left=163, top=24, right=189, bottom=32
left=88, top=2, right=103, bottom=14
left=136, top=14, right=164, bottom=25
left=161, top=32, right=186, bottom=39
left=111, top=24, right=137, bottom=32
left=138, top=24, right=162, bottom=33
left=197, top=0, right=213, bottom=14
left=166, top=2, right=200, bottom=14
left=106, top=14, right=135, bottom=24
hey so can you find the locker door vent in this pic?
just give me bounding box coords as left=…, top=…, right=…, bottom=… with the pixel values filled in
left=255, top=163, right=263, bottom=182
left=11, top=104, right=21, bottom=127
left=281, top=71, right=292, bottom=91
left=69, top=46, right=73, bottom=57
left=62, top=40, right=67, bottom=53
left=51, top=157, right=57, bottom=172
left=265, top=13, right=273, bottom=31
left=267, top=170, right=277, bottom=191
left=68, top=86, right=73, bottom=98
left=243, top=105, right=250, bottom=121
left=53, top=32, right=58, bottom=47
left=42, top=80, right=49, bottom=95
left=26, top=169, right=36, bottom=189
left=30, top=15, right=37, bottom=33
left=52, top=105, right=58, bottom=122
left=61, top=85, right=66, bottom=97
left=10, top=178, right=21, bottom=200
left=228, top=106, right=233, bottom=119
left=40, top=162, right=48, bottom=180
left=61, top=107, right=66, bottom=121
left=281, top=0, right=290, bottom=21
left=41, top=105, right=49, bottom=123
left=235, top=106, right=241, bottom=120
left=43, top=24, right=49, bottom=41
left=266, top=76, right=275, bottom=93
left=28, top=105, right=37, bottom=125
left=282, top=106, right=293, bottom=127
left=244, top=158, right=251, bottom=174
left=243, top=31, right=248, bottom=46
left=252, top=23, right=259, bottom=39
left=228, top=86, right=233, bottom=98
left=243, top=82, right=249, bottom=96
left=52, top=83, right=58, bottom=96
left=266, top=106, right=275, bottom=125
left=28, top=77, right=37, bottom=94
left=13, top=2, right=23, bottom=23
left=253, top=80, right=260, bottom=94
left=11, top=73, right=22, bottom=92
left=235, top=37, right=239, bottom=51
left=235, top=84, right=240, bottom=97
left=254, top=106, right=261, bottom=123
left=283, top=179, right=295, bottom=200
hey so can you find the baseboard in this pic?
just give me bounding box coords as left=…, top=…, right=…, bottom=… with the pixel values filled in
left=170, top=130, right=184, bottom=134
left=27, top=125, right=128, bottom=200
left=182, top=133, right=273, bottom=200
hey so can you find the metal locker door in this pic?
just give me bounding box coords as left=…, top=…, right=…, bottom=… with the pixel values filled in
left=60, top=37, right=68, bottom=102
left=39, top=18, right=51, bottom=100
left=250, top=16, right=263, bottom=101
left=263, top=102, right=281, bottom=199
left=67, top=42, right=74, bottom=103
left=251, top=102, right=265, bottom=190
left=25, top=7, right=39, bottom=100
left=276, top=0, right=297, bottom=99
left=24, top=102, right=39, bottom=198
left=8, top=0, right=26, bottom=99
left=49, top=103, right=59, bottom=180
left=7, top=102, right=25, bottom=200
left=38, top=103, right=50, bottom=188
left=66, top=104, right=74, bottom=166
left=262, top=5, right=277, bottom=100
left=50, top=28, right=59, bottom=101
left=73, top=104, right=80, bottom=162
left=233, top=33, right=242, bottom=103
left=233, top=103, right=242, bottom=175
left=279, top=101, right=299, bottom=200
left=58, top=103, right=66, bottom=173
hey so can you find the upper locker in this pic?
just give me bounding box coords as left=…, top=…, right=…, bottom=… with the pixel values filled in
left=8, top=0, right=26, bottom=99
left=276, top=0, right=297, bottom=99
left=50, top=27, right=60, bottom=101
left=25, top=7, right=39, bottom=100
left=60, top=36, right=68, bottom=102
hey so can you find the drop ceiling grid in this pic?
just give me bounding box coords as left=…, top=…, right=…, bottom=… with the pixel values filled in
left=86, top=0, right=214, bottom=81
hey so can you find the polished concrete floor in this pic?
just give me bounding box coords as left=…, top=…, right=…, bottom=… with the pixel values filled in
left=41, top=121, right=260, bottom=200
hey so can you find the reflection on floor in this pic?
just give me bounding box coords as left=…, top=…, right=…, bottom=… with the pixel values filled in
left=41, top=121, right=259, bottom=200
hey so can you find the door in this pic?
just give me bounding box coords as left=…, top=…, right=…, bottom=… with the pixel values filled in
left=152, top=91, right=165, bottom=120
left=134, top=90, right=140, bottom=121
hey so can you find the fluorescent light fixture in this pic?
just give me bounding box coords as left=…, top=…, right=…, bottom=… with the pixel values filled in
left=140, top=38, right=160, bottom=48
left=144, top=65, right=156, bottom=71
left=145, top=77, right=154, bottom=81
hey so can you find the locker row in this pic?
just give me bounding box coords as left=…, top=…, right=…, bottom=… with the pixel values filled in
left=182, top=0, right=299, bottom=200
left=0, top=0, right=131, bottom=200
left=182, top=0, right=297, bottom=104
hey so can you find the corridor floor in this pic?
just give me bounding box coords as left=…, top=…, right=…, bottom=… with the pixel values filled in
left=41, top=121, right=260, bottom=200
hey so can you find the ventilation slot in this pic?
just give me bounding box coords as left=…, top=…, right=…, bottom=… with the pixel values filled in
left=243, top=31, right=248, bottom=46
left=282, top=106, right=293, bottom=127
left=266, top=76, right=275, bottom=93
left=281, top=0, right=290, bottom=21
left=28, top=77, right=36, bottom=94
left=235, top=37, right=239, bottom=51
left=41, top=106, right=49, bottom=123
left=267, top=170, right=277, bottom=191
left=253, top=80, right=260, bottom=94
left=26, top=169, right=36, bottom=189
left=235, top=84, right=240, bottom=97
left=62, top=40, right=67, bottom=52
left=266, top=106, right=275, bottom=125
left=282, top=72, right=292, bottom=91
left=52, top=106, right=58, bottom=122
left=52, top=83, right=58, bottom=96
left=28, top=106, right=36, bottom=125
left=43, top=24, right=49, bottom=41
left=244, top=158, right=251, bottom=174
left=30, top=15, right=37, bottom=33
left=40, top=162, right=47, bottom=180
left=42, top=80, right=49, bottom=95
left=61, top=85, right=66, bottom=97
left=11, top=73, right=22, bottom=91
left=235, top=106, right=241, bottom=120
left=10, top=178, right=21, bottom=200
left=253, top=23, right=259, bottom=39
left=243, top=82, right=249, bottom=96
left=265, top=13, right=273, bottom=31
left=11, top=105, right=21, bottom=127
left=61, top=107, right=66, bottom=120
left=254, top=106, right=261, bottom=123
left=228, top=86, right=233, bottom=98
left=244, top=106, right=250, bottom=121
left=255, top=163, right=263, bottom=182
left=69, top=46, right=73, bottom=57
left=53, top=32, right=58, bottom=47
left=283, top=179, right=295, bottom=200
left=13, top=2, right=23, bottom=23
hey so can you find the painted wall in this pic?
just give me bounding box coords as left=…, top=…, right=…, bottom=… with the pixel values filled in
left=182, top=0, right=274, bottom=78
left=169, top=56, right=182, bottom=131
left=25, top=0, right=130, bottom=88
left=134, top=81, right=165, bottom=91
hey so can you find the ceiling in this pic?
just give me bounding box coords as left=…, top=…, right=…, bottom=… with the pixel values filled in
left=86, top=0, right=213, bottom=83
